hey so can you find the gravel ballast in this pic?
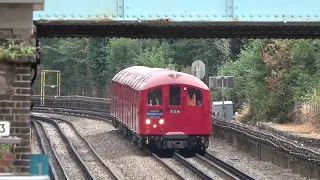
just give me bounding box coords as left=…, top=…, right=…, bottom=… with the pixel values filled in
left=187, top=157, right=224, bottom=180
left=31, top=126, right=42, bottom=154
left=31, top=112, right=313, bottom=180
left=41, top=121, right=87, bottom=179
left=208, top=136, right=315, bottom=180
left=58, top=122, right=113, bottom=180
left=33, top=113, right=181, bottom=180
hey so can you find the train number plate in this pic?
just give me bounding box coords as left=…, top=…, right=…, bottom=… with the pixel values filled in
left=170, top=109, right=180, bottom=113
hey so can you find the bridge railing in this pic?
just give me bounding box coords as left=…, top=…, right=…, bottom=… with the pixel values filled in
left=31, top=95, right=111, bottom=112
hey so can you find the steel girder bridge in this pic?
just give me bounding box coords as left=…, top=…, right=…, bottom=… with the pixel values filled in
left=32, top=0, right=320, bottom=38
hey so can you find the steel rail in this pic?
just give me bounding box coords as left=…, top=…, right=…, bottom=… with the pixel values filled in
left=173, top=152, right=214, bottom=180
left=43, top=116, right=120, bottom=180
left=31, top=121, right=59, bottom=180
left=31, top=120, right=70, bottom=180
left=32, top=107, right=112, bottom=121
left=32, top=116, right=95, bottom=180
left=151, top=153, right=186, bottom=180
left=201, top=152, right=254, bottom=180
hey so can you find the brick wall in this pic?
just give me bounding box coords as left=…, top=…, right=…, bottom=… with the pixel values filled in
left=0, top=36, right=35, bottom=173
left=0, top=152, right=15, bottom=173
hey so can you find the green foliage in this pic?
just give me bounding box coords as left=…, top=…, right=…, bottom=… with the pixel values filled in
left=0, top=41, right=35, bottom=60
left=33, top=37, right=230, bottom=99
left=134, top=42, right=176, bottom=69
left=33, top=38, right=92, bottom=96
left=220, top=39, right=320, bottom=123
left=170, top=39, right=230, bottom=75
left=301, top=88, right=320, bottom=103
left=31, top=36, right=320, bottom=125
left=0, top=144, right=12, bottom=153
left=106, top=38, right=147, bottom=76
left=87, top=38, right=109, bottom=97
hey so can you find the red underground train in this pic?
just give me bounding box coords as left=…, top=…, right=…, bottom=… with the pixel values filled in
left=110, top=66, right=212, bottom=152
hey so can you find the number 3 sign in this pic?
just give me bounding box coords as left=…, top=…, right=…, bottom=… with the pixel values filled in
left=0, top=121, right=10, bottom=136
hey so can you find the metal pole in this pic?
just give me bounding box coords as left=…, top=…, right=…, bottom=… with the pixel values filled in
left=222, top=78, right=226, bottom=120
left=205, top=41, right=209, bottom=85
left=58, top=72, right=61, bottom=96
left=40, top=71, right=44, bottom=106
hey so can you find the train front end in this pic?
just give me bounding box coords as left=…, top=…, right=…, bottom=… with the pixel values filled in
left=139, top=83, right=211, bottom=152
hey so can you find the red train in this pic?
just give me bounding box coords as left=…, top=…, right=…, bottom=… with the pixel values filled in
left=111, top=66, right=212, bottom=152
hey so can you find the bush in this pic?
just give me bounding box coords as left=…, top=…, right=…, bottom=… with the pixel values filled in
left=219, top=39, right=320, bottom=124
left=0, top=41, right=35, bottom=60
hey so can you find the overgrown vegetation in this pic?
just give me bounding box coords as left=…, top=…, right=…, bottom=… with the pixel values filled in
left=33, top=38, right=320, bottom=126
left=34, top=38, right=231, bottom=97
left=0, top=41, right=35, bottom=60
left=219, top=39, right=320, bottom=125
left=0, top=144, right=12, bottom=153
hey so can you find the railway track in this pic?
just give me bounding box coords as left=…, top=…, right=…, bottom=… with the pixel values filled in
left=173, top=152, right=214, bottom=180
left=32, top=115, right=119, bottom=180
left=32, top=107, right=254, bottom=180
left=32, top=107, right=112, bottom=121
left=173, top=151, right=255, bottom=180
left=151, top=153, right=186, bottom=180
left=31, top=121, right=66, bottom=180
left=31, top=120, right=70, bottom=180
left=199, top=152, right=255, bottom=180
left=33, top=108, right=188, bottom=180
left=40, top=116, right=119, bottom=179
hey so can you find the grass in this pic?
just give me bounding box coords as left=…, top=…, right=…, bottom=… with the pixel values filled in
left=235, top=102, right=320, bottom=138
left=272, top=102, right=320, bottom=138
left=0, top=40, right=35, bottom=60
left=272, top=122, right=320, bottom=138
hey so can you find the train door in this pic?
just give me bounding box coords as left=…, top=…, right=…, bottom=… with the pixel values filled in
left=136, top=92, right=140, bottom=133
left=121, top=85, right=124, bottom=122
left=183, top=86, right=204, bottom=132
left=144, top=87, right=163, bottom=131
left=163, top=85, right=184, bottom=132
left=116, top=83, right=119, bottom=118
left=125, top=85, right=130, bottom=126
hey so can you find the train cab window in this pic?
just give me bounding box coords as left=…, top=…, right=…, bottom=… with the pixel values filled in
left=147, top=87, right=162, bottom=106
left=169, top=86, right=181, bottom=105
left=187, top=87, right=202, bottom=106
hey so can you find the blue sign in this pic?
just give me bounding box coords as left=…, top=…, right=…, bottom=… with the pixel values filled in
left=30, top=154, right=49, bottom=175
left=147, top=109, right=163, bottom=118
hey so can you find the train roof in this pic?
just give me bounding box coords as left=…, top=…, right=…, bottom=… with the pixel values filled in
left=112, top=66, right=209, bottom=91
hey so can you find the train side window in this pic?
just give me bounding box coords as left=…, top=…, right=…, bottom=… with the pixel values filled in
left=187, top=88, right=202, bottom=106
left=170, top=86, right=181, bottom=105
left=147, top=87, right=162, bottom=106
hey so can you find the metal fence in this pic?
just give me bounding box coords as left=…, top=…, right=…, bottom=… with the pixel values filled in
left=32, top=96, right=320, bottom=128
left=31, top=95, right=111, bottom=112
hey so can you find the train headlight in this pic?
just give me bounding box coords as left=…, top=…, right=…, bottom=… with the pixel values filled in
left=146, top=119, right=151, bottom=124
left=159, top=119, right=164, bottom=124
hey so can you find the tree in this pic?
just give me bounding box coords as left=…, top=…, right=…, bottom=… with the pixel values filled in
left=34, top=38, right=91, bottom=96
left=220, top=39, right=320, bottom=123
left=87, top=38, right=109, bottom=97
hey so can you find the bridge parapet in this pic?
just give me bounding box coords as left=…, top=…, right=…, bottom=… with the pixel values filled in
left=0, top=0, right=44, bottom=39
